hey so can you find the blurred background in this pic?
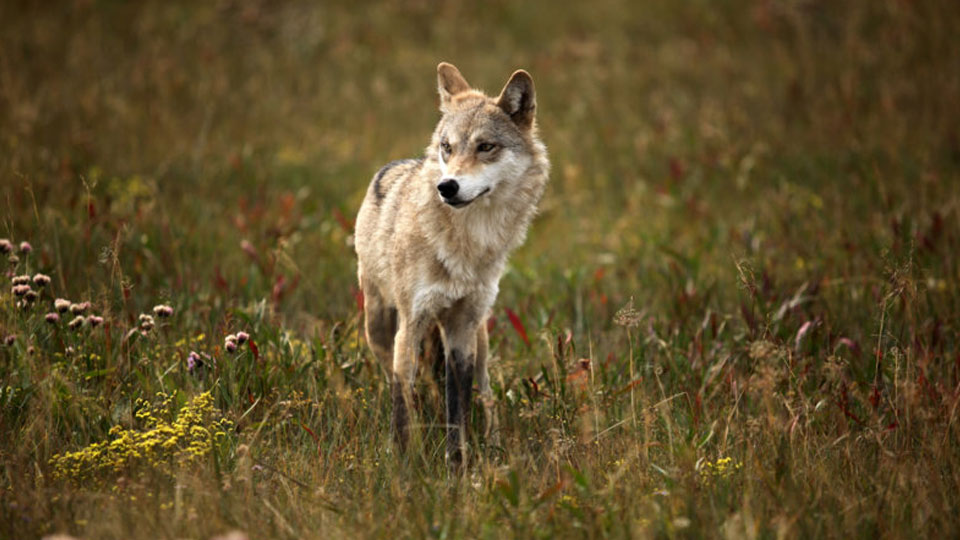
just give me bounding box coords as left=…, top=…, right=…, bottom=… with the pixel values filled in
left=1, top=0, right=957, bottom=338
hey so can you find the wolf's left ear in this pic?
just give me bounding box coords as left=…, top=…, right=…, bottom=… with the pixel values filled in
left=438, top=62, right=471, bottom=109
left=497, top=70, right=536, bottom=129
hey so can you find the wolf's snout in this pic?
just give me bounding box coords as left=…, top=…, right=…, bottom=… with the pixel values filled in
left=437, top=179, right=459, bottom=199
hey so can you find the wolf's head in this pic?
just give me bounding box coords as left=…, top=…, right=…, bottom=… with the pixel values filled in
left=430, top=63, right=541, bottom=209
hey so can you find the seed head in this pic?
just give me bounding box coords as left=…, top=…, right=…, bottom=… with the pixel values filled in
left=24, top=289, right=38, bottom=303
left=54, top=298, right=71, bottom=313
left=68, top=316, right=85, bottom=330
left=12, top=275, right=30, bottom=286
left=87, top=315, right=104, bottom=328
left=70, top=302, right=90, bottom=314
left=0, top=239, right=12, bottom=254
left=235, top=331, right=249, bottom=344
left=32, top=273, right=51, bottom=287
left=3, top=335, right=15, bottom=346
left=613, top=297, right=643, bottom=328
left=7, top=254, right=19, bottom=265
left=45, top=312, right=60, bottom=324
left=153, top=304, right=174, bottom=318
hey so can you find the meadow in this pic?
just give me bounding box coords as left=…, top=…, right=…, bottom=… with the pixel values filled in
left=1, top=1, right=959, bottom=538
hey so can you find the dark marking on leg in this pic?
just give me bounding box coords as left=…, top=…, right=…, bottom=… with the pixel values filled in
left=368, top=306, right=397, bottom=351
left=424, top=325, right=445, bottom=384
left=392, top=377, right=410, bottom=451
left=445, top=349, right=474, bottom=470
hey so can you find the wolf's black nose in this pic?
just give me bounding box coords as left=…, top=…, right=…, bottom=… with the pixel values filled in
left=437, top=179, right=459, bottom=198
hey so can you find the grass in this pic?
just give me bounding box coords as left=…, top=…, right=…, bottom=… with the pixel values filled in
left=1, top=0, right=959, bottom=537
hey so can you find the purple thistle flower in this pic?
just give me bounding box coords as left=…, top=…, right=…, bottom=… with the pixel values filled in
left=153, top=304, right=174, bottom=318
left=87, top=315, right=104, bottom=328
left=54, top=298, right=71, bottom=313
left=12, top=284, right=31, bottom=297
left=12, top=275, right=30, bottom=286
left=18, top=242, right=31, bottom=254
left=45, top=312, right=60, bottom=324
left=187, top=351, right=203, bottom=373
left=236, top=331, right=249, bottom=344
left=32, top=273, right=51, bottom=287
left=68, top=316, right=85, bottom=330
left=23, top=290, right=38, bottom=303
left=3, top=335, right=15, bottom=346
left=70, top=302, right=90, bottom=314
left=0, top=239, right=12, bottom=255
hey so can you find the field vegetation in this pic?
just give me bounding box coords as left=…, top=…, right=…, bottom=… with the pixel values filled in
left=1, top=0, right=959, bottom=537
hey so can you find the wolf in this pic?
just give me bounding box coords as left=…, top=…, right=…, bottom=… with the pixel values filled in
left=354, top=62, right=549, bottom=468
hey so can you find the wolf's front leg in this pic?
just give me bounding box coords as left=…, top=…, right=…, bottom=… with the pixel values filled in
left=391, top=321, right=419, bottom=451
left=475, top=322, right=499, bottom=446
left=441, top=308, right=482, bottom=471
left=445, top=342, right=475, bottom=470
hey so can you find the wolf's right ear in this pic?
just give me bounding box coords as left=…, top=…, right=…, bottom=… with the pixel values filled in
left=438, top=62, right=470, bottom=110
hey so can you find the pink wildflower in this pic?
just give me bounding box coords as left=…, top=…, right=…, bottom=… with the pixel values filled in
left=225, top=334, right=238, bottom=353
left=54, top=298, right=71, bottom=313
left=187, top=351, right=204, bottom=373
left=139, top=313, right=155, bottom=332
left=68, top=316, right=85, bottom=330
left=12, top=284, right=31, bottom=297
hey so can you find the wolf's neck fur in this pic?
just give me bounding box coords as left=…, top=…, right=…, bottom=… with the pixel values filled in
left=419, top=151, right=548, bottom=284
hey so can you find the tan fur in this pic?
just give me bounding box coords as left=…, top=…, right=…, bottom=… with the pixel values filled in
left=355, top=62, right=549, bottom=467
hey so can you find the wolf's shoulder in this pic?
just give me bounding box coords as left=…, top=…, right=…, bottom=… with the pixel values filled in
left=370, top=158, right=425, bottom=202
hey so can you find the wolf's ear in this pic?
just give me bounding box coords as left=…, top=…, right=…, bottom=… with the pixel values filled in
left=497, top=69, right=536, bottom=129
left=438, top=62, right=470, bottom=109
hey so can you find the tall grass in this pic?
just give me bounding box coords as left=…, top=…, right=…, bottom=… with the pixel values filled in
left=1, top=0, right=958, bottom=537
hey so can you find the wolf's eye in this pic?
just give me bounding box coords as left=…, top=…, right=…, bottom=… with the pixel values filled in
left=477, top=142, right=496, bottom=153
left=440, top=142, right=452, bottom=155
